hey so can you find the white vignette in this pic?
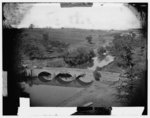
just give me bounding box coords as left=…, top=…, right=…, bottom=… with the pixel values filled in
left=0, top=0, right=149, bottom=118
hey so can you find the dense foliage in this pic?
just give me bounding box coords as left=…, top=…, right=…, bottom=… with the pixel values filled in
left=107, top=32, right=146, bottom=79
left=106, top=32, right=147, bottom=103
left=63, top=47, right=95, bottom=66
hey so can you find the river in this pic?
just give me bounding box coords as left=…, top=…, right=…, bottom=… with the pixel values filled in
left=21, top=54, right=114, bottom=106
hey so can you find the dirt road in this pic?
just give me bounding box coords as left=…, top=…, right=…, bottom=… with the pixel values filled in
left=59, top=81, right=123, bottom=106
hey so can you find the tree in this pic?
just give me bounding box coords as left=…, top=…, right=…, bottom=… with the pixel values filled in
left=29, top=24, right=35, bottom=29
left=86, top=35, right=93, bottom=44
left=107, top=34, right=134, bottom=69
left=97, top=46, right=106, bottom=60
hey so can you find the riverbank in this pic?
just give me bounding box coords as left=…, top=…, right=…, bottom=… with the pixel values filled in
left=88, top=55, right=114, bottom=70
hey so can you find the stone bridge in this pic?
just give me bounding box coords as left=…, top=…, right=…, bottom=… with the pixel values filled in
left=27, top=67, right=94, bottom=83
left=26, top=67, right=120, bottom=83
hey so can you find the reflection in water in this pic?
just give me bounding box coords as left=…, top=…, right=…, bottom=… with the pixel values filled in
left=88, top=55, right=114, bottom=70
left=20, top=82, right=84, bottom=106
left=29, top=85, right=83, bottom=106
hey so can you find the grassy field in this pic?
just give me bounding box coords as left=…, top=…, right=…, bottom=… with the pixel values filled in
left=18, top=28, right=140, bottom=69
left=20, top=28, right=116, bottom=48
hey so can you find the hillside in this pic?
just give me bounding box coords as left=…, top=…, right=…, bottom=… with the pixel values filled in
left=16, top=28, right=118, bottom=67
left=6, top=27, right=142, bottom=69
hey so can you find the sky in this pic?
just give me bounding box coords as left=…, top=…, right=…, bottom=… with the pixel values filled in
left=17, top=3, right=141, bottom=30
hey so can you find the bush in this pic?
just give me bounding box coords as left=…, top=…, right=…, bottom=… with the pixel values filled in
left=93, top=69, right=101, bottom=81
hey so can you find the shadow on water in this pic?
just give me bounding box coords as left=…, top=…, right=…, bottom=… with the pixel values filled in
left=54, top=73, right=74, bottom=84
left=38, top=71, right=52, bottom=82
